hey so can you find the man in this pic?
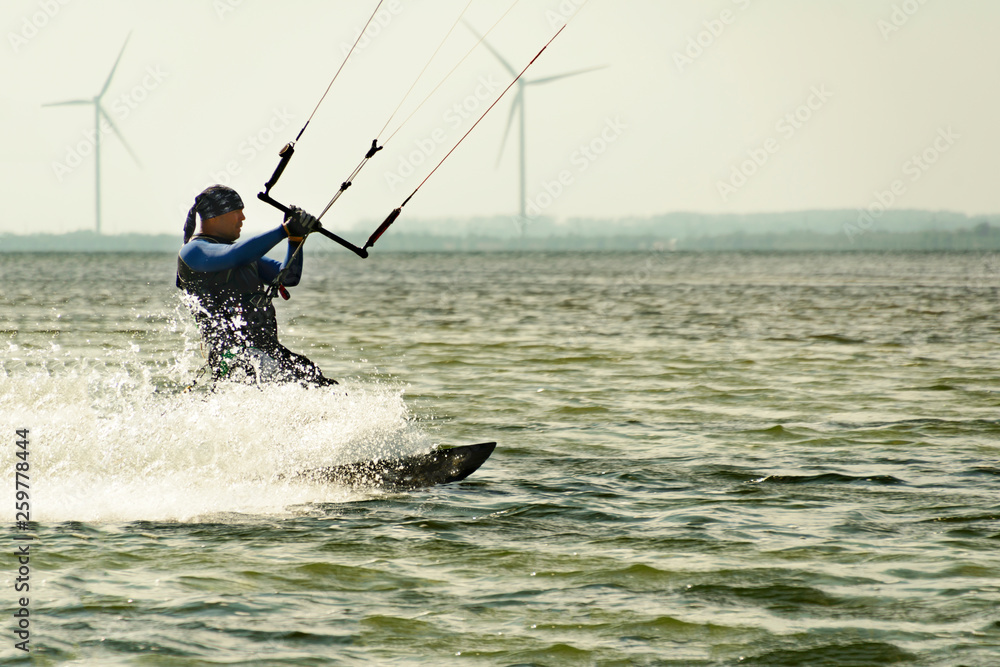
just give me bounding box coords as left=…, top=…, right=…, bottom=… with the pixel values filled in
left=177, top=184, right=337, bottom=386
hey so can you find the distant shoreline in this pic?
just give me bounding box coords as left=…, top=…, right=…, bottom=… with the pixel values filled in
left=4, top=210, right=999, bottom=252
left=3, top=231, right=1000, bottom=253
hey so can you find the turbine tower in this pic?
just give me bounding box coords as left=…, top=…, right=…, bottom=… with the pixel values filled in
left=43, top=33, right=140, bottom=235
left=466, top=23, right=603, bottom=222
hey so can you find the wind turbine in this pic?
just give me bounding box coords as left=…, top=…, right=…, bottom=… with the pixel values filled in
left=43, top=33, right=140, bottom=235
left=466, top=22, right=604, bottom=222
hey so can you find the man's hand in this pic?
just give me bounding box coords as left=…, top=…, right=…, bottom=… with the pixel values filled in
left=283, top=206, right=320, bottom=239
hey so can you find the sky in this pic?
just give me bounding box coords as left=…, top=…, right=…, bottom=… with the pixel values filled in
left=2, top=0, right=999, bottom=237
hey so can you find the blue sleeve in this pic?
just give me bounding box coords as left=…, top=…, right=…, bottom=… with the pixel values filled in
left=257, top=241, right=303, bottom=286
left=179, top=226, right=288, bottom=273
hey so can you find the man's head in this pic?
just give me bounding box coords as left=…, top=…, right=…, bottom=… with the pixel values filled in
left=202, top=208, right=245, bottom=242
left=183, top=185, right=245, bottom=243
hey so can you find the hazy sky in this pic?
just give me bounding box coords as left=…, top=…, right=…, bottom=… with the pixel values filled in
left=3, top=0, right=999, bottom=236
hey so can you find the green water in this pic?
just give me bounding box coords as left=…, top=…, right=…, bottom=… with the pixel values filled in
left=1, top=251, right=999, bottom=665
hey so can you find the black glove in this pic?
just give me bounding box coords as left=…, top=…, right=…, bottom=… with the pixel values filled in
left=283, top=206, right=320, bottom=239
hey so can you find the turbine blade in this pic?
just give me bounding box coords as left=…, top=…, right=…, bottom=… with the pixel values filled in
left=495, top=89, right=521, bottom=168
left=42, top=99, right=93, bottom=107
left=462, top=20, right=517, bottom=77
left=99, top=105, right=142, bottom=167
left=526, top=65, right=608, bottom=86
left=99, top=31, right=132, bottom=99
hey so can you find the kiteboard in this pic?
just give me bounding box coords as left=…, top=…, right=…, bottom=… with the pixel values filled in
left=296, top=442, right=496, bottom=490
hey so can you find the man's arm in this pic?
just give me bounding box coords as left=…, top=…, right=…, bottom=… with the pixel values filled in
left=179, top=226, right=288, bottom=272
left=258, top=241, right=303, bottom=287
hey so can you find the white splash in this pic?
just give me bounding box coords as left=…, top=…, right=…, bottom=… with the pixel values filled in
left=1, top=342, right=429, bottom=523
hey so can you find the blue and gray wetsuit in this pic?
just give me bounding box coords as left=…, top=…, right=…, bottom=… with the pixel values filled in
left=176, top=228, right=331, bottom=384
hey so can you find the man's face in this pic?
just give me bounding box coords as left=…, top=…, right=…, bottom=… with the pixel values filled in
left=205, top=208, right=245, bottom=241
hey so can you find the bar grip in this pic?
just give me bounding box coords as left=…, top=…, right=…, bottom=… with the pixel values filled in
left=364, top=208, right=401, bottom=251
left=263, top=142, right=295, bottom=194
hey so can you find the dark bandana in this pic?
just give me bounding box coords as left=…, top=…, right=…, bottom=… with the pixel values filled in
left=183, top=185, right=245, bottom=242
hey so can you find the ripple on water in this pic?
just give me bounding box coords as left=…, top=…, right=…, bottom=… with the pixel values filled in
left=6, top=252, right=1000, bottom=665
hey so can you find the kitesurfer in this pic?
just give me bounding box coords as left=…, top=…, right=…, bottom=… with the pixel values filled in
left=177, top=184, right=337, bottom=387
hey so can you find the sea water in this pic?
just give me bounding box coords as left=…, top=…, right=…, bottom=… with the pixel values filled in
left=1, top=250, right=999, bottom=665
